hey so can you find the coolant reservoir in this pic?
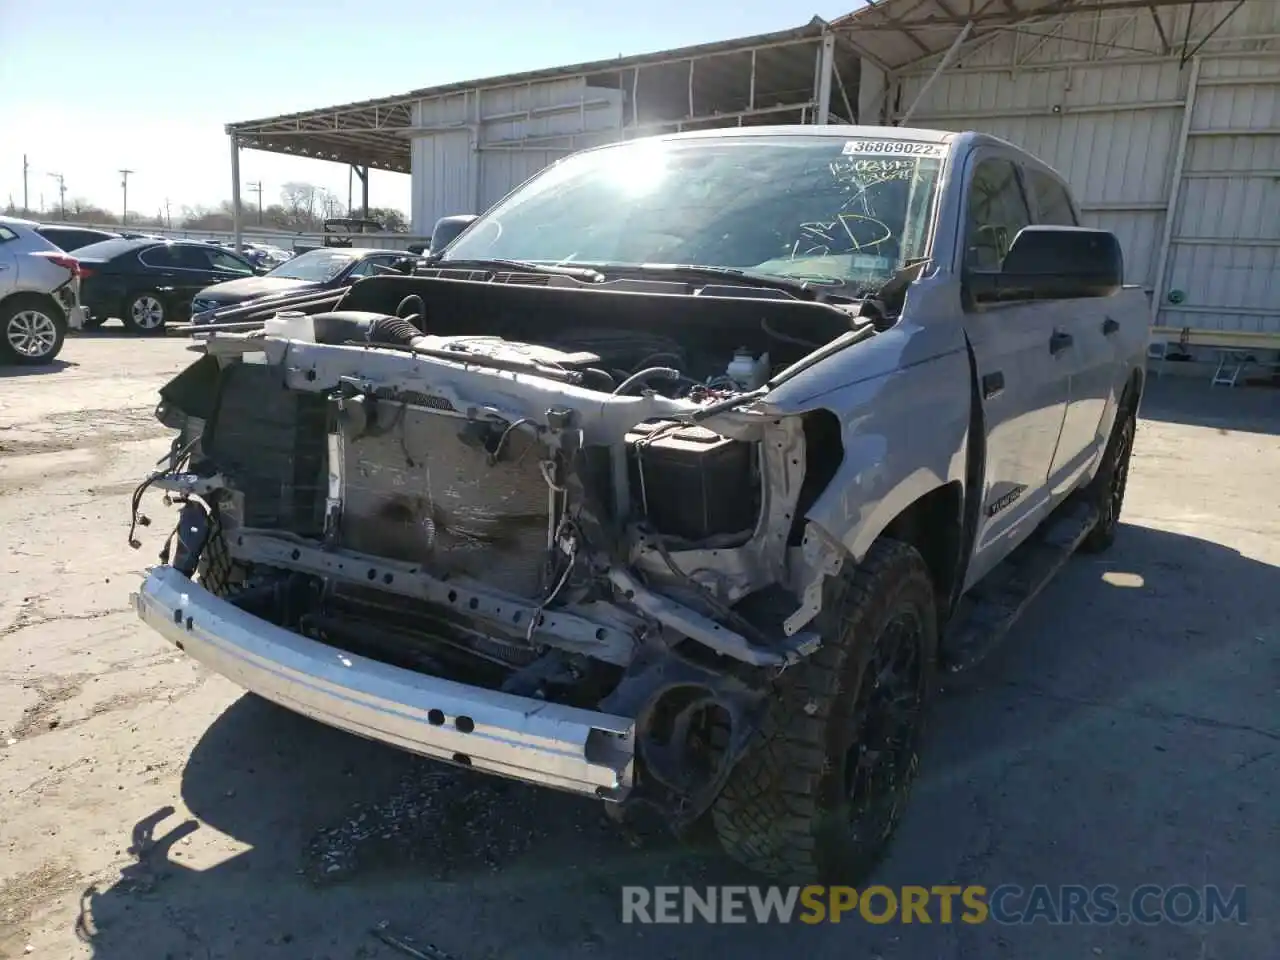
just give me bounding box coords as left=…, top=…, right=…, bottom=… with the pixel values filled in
left=726, top=347, right=769, bottom=390
left=264, top=310, right=315, bottom=342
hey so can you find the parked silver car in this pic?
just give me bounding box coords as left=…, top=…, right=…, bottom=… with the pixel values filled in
left=0, top=216, right=88, bottom=365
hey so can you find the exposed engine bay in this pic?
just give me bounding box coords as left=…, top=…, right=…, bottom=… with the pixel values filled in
left=145, top=272, right=873, bottom=820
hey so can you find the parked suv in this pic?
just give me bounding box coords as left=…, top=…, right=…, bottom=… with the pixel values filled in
left=0, top=216, right=87, bottom=365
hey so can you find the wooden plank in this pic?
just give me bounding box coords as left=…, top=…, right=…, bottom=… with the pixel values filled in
left=1150, top=327, right=1280, bottom=351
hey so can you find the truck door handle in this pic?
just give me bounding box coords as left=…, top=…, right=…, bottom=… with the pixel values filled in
left=1050, top=330, right=1073, bottom=355
left=1102, top=316, right=1120, bottom=336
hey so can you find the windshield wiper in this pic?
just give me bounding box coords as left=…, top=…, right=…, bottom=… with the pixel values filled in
left=572, top=262, right=839, bottom=300
left=428, top=257, right=605, bottom=282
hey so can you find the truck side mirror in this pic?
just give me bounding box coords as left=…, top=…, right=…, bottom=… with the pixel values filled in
left=965, top=226, right=1124, bottom=305
left=428, top=214, right=479, bottom=258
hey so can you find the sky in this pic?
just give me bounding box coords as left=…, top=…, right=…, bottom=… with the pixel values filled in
left=0, top=0, right=862, bottom=223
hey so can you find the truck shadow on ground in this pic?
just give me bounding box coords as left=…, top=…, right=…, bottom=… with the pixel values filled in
left=74, top=522, right=1277, bottom=960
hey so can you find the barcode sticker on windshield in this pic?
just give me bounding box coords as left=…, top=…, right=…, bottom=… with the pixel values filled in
left=843, top=140, right=945, bottom=157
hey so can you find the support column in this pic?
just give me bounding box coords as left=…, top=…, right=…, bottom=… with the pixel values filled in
left=229, top=133, right=242, bottom=252
left=1150, top=55, right=1202, bottom=326
left=352, top=165, right=370, bottom=220
left=900, top=20, right=974, bottom=125
left=859, top=59, right=888, bottom=125
left=815, top=32, right=836, bottom=124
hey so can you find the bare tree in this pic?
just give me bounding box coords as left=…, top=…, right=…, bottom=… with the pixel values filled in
left=317, top=188, right=342, bottom=220
left=64, top=197, right=115, bottom=223
left=279, top=182, right=318, bottom=227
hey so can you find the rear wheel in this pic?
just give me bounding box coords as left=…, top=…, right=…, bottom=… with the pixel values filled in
left=0, top=298, right=66, bottom=365
left=1081, top=398, right=1137, bottom=553
left=711, top=538, right=937, bottom=883
left=122, top=291, right=167, bottom=334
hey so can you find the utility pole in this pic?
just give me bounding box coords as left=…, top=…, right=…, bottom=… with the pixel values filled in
left=164, top=198, right=172, bottom=229
left=245, top=181, right=263, bottom=224
left=119, top=169, right=134, bottom=225
left=22, top=155, right=29, bottom=213
left=47, top=173, right=66, bottom=220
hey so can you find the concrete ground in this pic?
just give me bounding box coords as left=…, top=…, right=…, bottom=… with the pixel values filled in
left=1, top=334, right=1276, bottom=960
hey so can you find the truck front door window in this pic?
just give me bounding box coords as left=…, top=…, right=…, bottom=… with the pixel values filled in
left=1026, top=169, right=1079, bottom=226
left=965, top=159, right=1031, bottom=270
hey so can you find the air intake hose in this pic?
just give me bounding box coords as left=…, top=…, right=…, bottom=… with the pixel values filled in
left=367, top=314, right=421, bottom=346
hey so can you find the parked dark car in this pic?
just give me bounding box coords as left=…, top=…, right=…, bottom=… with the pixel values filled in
left=190, top=247, right=418, bottom=321
left=71, top=237, right=261, bottom=332
left=35, top=224, right=122, bottom=252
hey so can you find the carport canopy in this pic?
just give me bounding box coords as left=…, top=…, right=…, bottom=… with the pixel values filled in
left=223, top=0, right=1228, bottom=245
left=833, top=0, right=1239, bottom=72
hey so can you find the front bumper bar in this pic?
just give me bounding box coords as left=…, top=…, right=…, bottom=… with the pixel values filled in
left=133, top=566, right=635, bottom=799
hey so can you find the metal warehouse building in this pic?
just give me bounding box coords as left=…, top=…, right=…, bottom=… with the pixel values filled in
left=228, top=0, right=1280, bottom=363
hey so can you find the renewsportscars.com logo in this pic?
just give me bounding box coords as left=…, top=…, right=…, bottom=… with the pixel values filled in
left=621, top=884, right=1248, bottom=926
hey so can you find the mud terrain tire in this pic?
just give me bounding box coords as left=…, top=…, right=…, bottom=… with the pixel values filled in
left=1080, top=393, right=1138, bottom=553
left=195, top=525, right=245, bottom=598
left=711, top=538, right=938, bottom=883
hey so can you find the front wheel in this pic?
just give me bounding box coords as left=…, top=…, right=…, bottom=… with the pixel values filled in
left=711, top=538, right=938, bottom=883
left=122, top=291, right=167, bottom=334
left=1081, top=401, right=1137, bottom=553
left=0, top=299, right=66, bottom=365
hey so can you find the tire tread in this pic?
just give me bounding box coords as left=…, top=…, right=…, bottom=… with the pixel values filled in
left=711, top=538, right=936, bottom=883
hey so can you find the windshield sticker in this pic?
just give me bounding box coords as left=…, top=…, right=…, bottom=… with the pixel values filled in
left=843, top=139, right=945, bottom=157
left=833, top=157, right=917, bottom=187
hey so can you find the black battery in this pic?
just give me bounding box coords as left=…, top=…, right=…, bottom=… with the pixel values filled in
left=626, top=420, right=758, bottom=541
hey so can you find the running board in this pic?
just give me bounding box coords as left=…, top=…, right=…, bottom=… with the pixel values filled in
left=942, top=500, right=1099, bottom=673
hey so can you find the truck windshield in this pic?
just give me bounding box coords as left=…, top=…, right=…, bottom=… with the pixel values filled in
left=442, top=134, right=947, bottom=290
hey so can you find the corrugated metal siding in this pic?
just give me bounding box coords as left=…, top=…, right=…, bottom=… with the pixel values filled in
left=897, top=59, right=1185, bottom=286
left=409, top=78, right=625, bottom=231
left=410, top=129, right=472, bottom=232
left=890, top=0, right=1280, bottom=338
left=1161, top=57, right=1280, bottom=333
left=478, top=151, right=569, bottom=211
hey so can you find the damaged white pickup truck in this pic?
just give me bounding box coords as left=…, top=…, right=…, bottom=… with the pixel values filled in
left=131, top=126, right=1149, bottom=882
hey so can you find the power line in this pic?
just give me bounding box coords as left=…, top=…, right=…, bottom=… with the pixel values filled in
left=245, top=181, right=263, bottom=224
left=47, top=172, right=66, bottom=220
left=119, top=169, right=134, bottom=225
